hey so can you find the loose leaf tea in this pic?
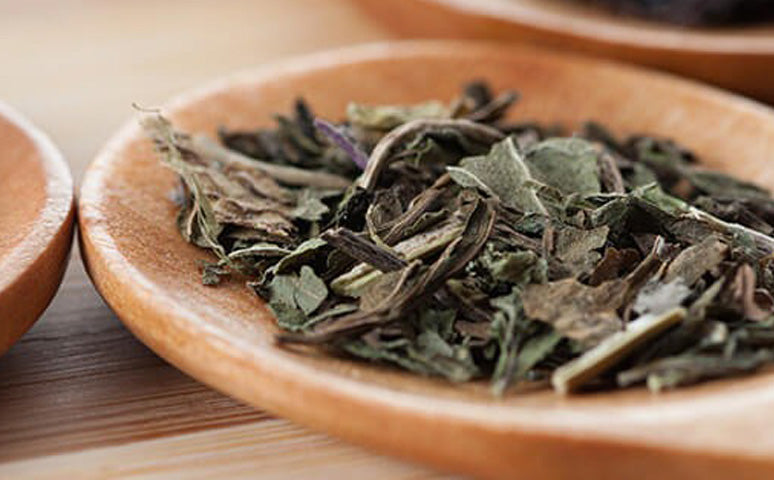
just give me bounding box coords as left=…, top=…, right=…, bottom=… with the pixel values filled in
left=145, top=81, right=774, bottom=395
left=574, top=0, right=774, bottom=26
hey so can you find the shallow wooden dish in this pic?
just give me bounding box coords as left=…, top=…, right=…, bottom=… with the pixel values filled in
left=79, top=41, right=774, bottom=478
left=358, top=0, right=774, bottom=103
left=0, top=103, right=74, bottom=355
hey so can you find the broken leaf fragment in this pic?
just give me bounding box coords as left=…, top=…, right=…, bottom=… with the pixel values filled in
left=525, top=138, right=602, bottom=196
left=448, top=136, right=547, bottom=213
left=269, top=265, right=328, bottom=317
left=553, top=308, right=686, bottom=394
left=523, top=278, right=625, bottom=349
left=347, top=101, right=450, bottom=131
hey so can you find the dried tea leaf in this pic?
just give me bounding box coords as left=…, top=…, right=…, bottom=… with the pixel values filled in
left=552, top=225, right=609, bottom=276
left=201, top=260, right=230, bottom=286
left=689, top=170, right=770, bottom=200
left=271, top=237, right=328, bottom=275
left=588, top=247, right=640, bottom=286
left=321, top=228, right=406, bottom=272
left=330, top=219, right=464, bottom=297
left=291, top=189, right=331, bottom=222
left=522, top=279, right=625, bottom=349
left=268, top=265, right=328, bottom=317
left=525, top=138, right=602, bottom=196
left=597, top=150, right=626, bottom=194
left=513, top=330, right=562, bottom=379
left=488, top=250, right=547, bottom=286
left=295, top=266, right=328, bottom=315
left=731, top=264, right=771, bottom=322
left=227, top=243, right=291, bottom=260
left=553, top=308, right=686, bottom=394
left=270, top=302, right=308, bottom=332
left=290, top=198, right=496, bottom=344
left=359, top=118, right=504, bottom=190
left=347, top=101, right=449, bottom=130
left=663, top=237, right=728, bottom=286
left=635, top=184, right=774, bottom=255
left=448, top=136, right=548, bottom=213
left=191, top=135, right=351, bottom=190
left=490, top=287, right=526, bottom=393
left=617, top=351, right=774, bottom=392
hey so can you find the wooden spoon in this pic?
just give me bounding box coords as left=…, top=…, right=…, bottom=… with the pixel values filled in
left=79, top=41, right=774, bottom=479
left=357, top=0, right=774, bottom=103
left=0, top=103, right=74, bottom=355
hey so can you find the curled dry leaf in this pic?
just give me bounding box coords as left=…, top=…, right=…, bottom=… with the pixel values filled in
left=732, top=264, right=771, bottom=322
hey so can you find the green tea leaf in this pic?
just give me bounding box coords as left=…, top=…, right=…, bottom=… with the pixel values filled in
left=618, top=351, right=774, bottom=392
left=553, top=308, right=686, bottom=394
left=295, top=266, right=328, bottom=315
left=448, top=136, right=548, bottom=213
left=513, top=330, right=562, bottom=379
left=268, top=265, right=328, bottom=318
left=272, top=237, right=328, bottom=275
left=347, top=101, right=449, bottom=130
left=525, top=138, right=602, bottom=196
left=291, top=189, right=330, bottom=222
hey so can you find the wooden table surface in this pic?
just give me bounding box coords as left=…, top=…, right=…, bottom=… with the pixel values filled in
left=0, top=1, right=451, bottom=477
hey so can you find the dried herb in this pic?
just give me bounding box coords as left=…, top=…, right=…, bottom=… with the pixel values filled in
left=146, top=80, right=774, bottom=395
left=575, top=0, right=774, bottom=26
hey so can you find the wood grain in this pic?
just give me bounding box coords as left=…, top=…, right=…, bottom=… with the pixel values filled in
left=0, top=420, right=450, bottom=479
left=0, top=102, right=74, bottom=355
left=0, top=2, right=445, bottom=478
left=0, top=255, right=265, bottom=463
left=78, top=40, right=774, bottom=479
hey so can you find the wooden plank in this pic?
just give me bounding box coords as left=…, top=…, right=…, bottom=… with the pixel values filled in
left=0, top=257, right=266, bottom=461
left=0, top=421, right=448, bottom=479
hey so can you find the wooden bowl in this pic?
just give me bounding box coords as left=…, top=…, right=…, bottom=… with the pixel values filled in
left=0, top=103, right=74, bottom=355
left=357, top=0, right=774, bottom=103
left=79, top=41, right=774, bottom=479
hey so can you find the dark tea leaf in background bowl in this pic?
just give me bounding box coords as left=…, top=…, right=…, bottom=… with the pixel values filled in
left=574, top=0, right=774, bottom=26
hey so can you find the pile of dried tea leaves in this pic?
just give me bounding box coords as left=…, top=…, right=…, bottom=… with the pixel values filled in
left=145, top=81, right=774, bottom=395
left=574, top=0, right=774, bottom=26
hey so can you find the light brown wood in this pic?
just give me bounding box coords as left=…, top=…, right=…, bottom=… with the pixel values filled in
left=78, top=40, right=774, bottom=478
left=0, top=272, right=265, bottom=463
left=0, top=102, right=74, bottom=355
left=356, top=0, right=774, bottom=103
left=0, top=421, right=447, bottom=480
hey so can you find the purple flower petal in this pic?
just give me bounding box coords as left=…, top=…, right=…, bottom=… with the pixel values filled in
left=314, top=118, right=369, bottom=170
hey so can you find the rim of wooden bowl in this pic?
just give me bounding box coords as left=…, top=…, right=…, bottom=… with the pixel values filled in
left=0, top=102, right=74, bottom=354
left=421, top=0, right=774, bottom=54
